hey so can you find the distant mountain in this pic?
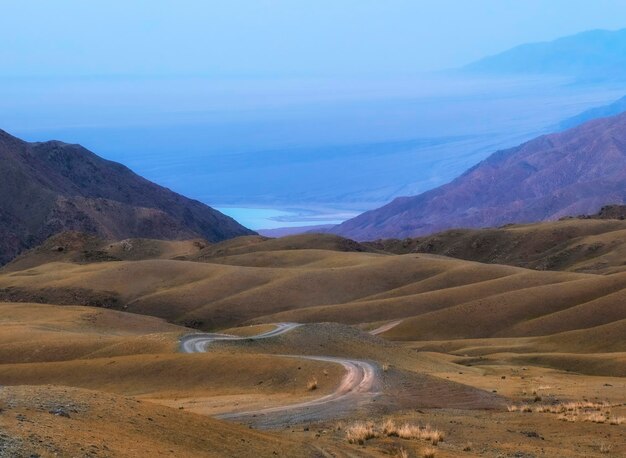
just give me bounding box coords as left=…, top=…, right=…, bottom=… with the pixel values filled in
left=464, top=28, right=626, bottom=78
left=332, top=112, right=626, bottom=241
left=0, top=130, right=254, bottom=265
left=558, top=95, right=626, bottom=130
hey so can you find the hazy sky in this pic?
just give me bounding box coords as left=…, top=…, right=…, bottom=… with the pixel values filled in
left=2, top=0, right=626, bottom=78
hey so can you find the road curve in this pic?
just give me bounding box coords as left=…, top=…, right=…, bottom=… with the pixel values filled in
left=179, top=323, right=379, bottom=427
left=179, top=322, right=300, bottom=353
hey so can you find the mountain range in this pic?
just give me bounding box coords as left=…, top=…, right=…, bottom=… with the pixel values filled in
left=464, top=28, right=626, bottom=79
left=0, top=130, right=253, bottom=265
left=332, top=111, right=626, bottom=241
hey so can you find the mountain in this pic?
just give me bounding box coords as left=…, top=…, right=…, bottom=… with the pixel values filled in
left=464, top=28, right=626, bottom=78
left=558, top=95, right=626, bottom=130
left=332, top=112, right=626, bottom=241
left=0, top=129, right=253, bottom=265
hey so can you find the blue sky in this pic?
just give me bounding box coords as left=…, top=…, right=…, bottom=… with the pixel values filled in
left=2, top=1, right=626, bottom=78
left=3, top=1, right=626, bottom=229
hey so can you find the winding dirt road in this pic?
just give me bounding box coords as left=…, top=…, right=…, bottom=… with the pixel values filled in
left=179, top=323, right=380, bottom=427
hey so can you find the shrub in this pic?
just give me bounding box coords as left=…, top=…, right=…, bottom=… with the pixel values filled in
left=346, top=422, right=378, bottom=444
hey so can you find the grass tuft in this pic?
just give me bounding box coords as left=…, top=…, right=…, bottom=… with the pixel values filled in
left=345, top=422, right=378, bottom=444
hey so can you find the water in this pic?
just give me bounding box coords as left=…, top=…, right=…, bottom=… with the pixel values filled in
left=2, top=75, right=624, bottom=229
left=215, top=207, right=359, bottom=230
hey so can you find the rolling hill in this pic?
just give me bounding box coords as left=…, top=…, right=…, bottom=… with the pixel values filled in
left=2, top=231, right=625, bottom=456
left=2, top=233, right=625, bottom=346
left=0, top=129, right=253, bottom=265
left=364, top=208, right=626, bottom=274
left=332, top=111, right=626, bottom=241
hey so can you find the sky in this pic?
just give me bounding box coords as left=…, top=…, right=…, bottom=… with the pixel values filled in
left=2, top=1, right=626, bottom=78
left=3, top=1, right=626, bottom=230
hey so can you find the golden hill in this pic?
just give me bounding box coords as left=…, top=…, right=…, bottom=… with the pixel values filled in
left=366, top=217, right=626, bottom=274
left=1, top=234, right=625, bottom=349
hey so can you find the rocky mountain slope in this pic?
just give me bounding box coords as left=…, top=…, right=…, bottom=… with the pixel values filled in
left=0, top=129, right=253, bottom=264
left=332, top=112, right=626, bottom=240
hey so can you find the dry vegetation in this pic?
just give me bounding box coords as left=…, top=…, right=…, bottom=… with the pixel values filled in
left=0, top=232, right=625, bottom=456
left=369, top=216, right=626, bottom=274
left=345, top=419, right=444, bottom=446
left=508, top=400, right=626, bottom=425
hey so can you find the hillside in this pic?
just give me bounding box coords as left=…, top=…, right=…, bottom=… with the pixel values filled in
left=463, top=28, right=626, bottom=78
left=2, top=239, right=625, bottom=345
left=365, top=206, right=626, bottom=274
left=3, top=231, right=208, bottom=272
left=0, top=129, right=253, bottom=265
left=558, top=94, right=626, bottom=130
left=332, top=111, right=626, bottom=241
left=2, top=237, right=625, bottom=456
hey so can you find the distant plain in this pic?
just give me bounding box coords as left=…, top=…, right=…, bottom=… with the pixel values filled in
left=3, top=75, right=624, bottom=229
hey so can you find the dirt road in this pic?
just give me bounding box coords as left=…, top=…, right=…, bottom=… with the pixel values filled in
left=179, top=323, right=380, bottom=427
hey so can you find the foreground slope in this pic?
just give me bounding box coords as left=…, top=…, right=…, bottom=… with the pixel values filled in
left=333, top=111, right=626, bottom=240
left=0, top=129, right=253, bottom=265
left=0, top=385, right=311, bottom=457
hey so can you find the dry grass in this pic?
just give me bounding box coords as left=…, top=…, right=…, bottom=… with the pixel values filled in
left=599, top=442, right=612, bottom=454
left=397, top=447, right=409, bottom=458
left=382, top=419, right=399, bottom=437
left=421, top=426, right=445, bottom=446
left=557, top=413, right=577, bottom=422
left=511, top=400, right=611, bottom=415
left=307, top=377, right=318, bottom=391
left=345, top=422, right=378, bottom=444
left=396, top=423, right=422, bottom=440
left=422, top=446, right=436, bottom=458
left=522, top=400, right=625, bottom=427
left=584, top=412, right=607, bottom=423
left=389, top=422, right=444, bottom=445
left=347, top=420, right=444, bottom=446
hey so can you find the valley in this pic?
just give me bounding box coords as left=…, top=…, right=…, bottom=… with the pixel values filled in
left=0, top=230, right=623, bottom=457
left=3, top=14, right=626, bottom=458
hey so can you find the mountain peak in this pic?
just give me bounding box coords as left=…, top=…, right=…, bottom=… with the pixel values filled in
left=0, top=129, right=254, bottom=265
left=332, top=111, right=626, bottom=241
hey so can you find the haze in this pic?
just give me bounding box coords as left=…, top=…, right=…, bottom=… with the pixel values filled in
left=2, top=1, right=626, bottom=229
left=3, top=1, right=626, bottom=77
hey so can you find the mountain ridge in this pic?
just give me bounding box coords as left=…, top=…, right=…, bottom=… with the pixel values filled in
left=0, top=129, right=254, bottom=265
left=332, top=111, right=626, bottom=240
left=463, top=28, right=626, bottom=79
